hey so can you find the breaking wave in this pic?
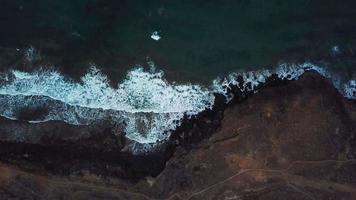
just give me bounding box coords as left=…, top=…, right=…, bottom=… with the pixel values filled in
left=0, top=66, right=215, bottom=148
left=212, top=63, right=355, bottom=101
left=0, top=62, right=354, bottom=152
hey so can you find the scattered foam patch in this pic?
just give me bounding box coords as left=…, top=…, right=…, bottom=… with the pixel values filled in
left=344, top=80, right=356, bottom=99
left=150, top=31, right=161, bottom=41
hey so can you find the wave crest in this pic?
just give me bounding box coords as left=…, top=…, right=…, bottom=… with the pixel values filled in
left=0, top=62, right=354, bottom=152
left=212, top=63, right=355, bottom=101
left=0, top=66, right=215, bottom=148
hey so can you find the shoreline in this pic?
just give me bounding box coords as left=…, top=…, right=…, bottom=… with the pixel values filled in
left=0, top=69, right=354, bottom=176
left=0, top=70, right=355, bottom=199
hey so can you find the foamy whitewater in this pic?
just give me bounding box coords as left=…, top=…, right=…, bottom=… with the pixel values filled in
left=0, top=66, right=215, bottom=149
left=212, top=63, right=356, bottom=102
left=0, top=63, right=355, bottom=152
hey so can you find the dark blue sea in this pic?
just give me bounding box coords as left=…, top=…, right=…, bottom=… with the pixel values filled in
left=0, top=0, right=355, bottom=150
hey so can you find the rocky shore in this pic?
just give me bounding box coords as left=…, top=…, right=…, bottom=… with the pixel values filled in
left=0, top=71, right=355, bottom=199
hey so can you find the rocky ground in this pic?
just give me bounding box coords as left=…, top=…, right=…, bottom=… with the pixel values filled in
left=0, top=72, right=355, bottom=199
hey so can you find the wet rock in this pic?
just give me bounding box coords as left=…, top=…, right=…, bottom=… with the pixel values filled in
left=0, top=117, right=171, bottom=179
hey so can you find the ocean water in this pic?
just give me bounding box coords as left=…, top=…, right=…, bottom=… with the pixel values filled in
left=0, top=0, right=355, bottom=152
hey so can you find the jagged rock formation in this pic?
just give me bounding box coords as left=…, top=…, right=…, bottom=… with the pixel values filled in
left=0, top=72, right=355, bottom=199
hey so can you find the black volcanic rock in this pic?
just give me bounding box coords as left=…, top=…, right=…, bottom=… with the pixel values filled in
left=0, top=72, right=355, bottom=199
left=0, top=117, right=124, bottom=149
left=0, top=114, right=174, bottom=179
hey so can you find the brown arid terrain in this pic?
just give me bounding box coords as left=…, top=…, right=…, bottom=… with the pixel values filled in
left=0, top=71, right=355, bottom=200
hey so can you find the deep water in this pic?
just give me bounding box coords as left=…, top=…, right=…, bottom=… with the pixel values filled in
left=0, top=0, right=356, bottom=83
left=0, top=0, right=355, bottom=152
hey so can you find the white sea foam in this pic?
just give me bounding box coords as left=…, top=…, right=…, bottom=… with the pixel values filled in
left=344, top=80, right=356, bottom=99
left=0, top=62, right=354, bottom=153
left=150, top=31, right=161, bottom=41
left=276, top=63, right=355, bottom=99
left=211, top=69, right=272, bottom=102
left=212, top=62, right=356, bottom=101
left=0, top=66, right=215, bottom=150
